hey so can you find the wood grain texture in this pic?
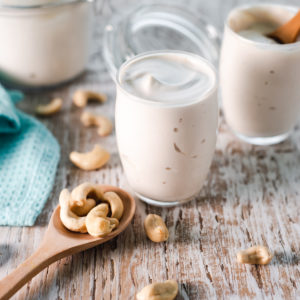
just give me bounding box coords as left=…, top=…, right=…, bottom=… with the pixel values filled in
left=1, top=0, right=300, bottom=299
left=0, top=186, right=135, bottom=300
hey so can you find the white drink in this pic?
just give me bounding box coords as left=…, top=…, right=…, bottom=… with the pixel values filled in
left=0, top=0, right=92, bottom=88
left=220, top=4, right=300, bottom=145
left=115, top=51, right=218, bottom=206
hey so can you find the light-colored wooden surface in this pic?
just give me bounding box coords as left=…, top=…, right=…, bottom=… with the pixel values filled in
left=1, top=0, right=300, bottom=299
left=0, top=186, right=135, bottom=300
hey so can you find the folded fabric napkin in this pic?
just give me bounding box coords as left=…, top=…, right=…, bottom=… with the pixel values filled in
left=0, top=84, right=60, bottom=226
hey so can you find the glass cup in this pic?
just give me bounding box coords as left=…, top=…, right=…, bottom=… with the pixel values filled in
left=220, top=4, right=300, bottom=145
left=0, top=0, right=93, bottom=89
left=115, top=50, right=218, bottom=207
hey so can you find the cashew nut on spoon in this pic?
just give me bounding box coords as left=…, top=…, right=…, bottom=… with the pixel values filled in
left=59, top=189, right=87, bottom=233
left=81, top=111, right=113, bottom=137
left=35, top=98, right=62, bottom=116
left=73, top=89, right=107, bottom=107
left=69, top=144, right=110, bottom=171
left=102, top=191, right=124, bottom=220
left=70, top=182, right=104, bottom=208
left=85, top=203, right=119, bottom=237
left=71, top=198, right=96, bottom=216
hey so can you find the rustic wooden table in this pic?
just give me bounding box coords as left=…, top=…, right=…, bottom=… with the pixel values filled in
left=1, top=0, right=300, bottom=299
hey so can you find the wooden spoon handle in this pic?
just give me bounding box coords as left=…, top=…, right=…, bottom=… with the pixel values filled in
left=0, top=243, right=60, bottom=300
left=284, top=10, right=300, bottom=42
left=269, top=10, right=300, bottom=43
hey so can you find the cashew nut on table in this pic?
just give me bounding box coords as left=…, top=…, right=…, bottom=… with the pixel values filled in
left=69, top=144, right=110, bottom=171
left=237, top=245, right=273, bottom=265
left=35, top=98, right=62, bottom=116
left=81, top=111, right=113, bottom=137
left=136, top=280, right=178, bottom=300
left=73, top=89, right=107, bottom=107
left=144, top=214, right=169, bottom=243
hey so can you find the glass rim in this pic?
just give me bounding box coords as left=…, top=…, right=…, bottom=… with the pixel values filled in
left=0, top=0, right=92, bottom=10
left=116, top=50, right=218, bottom=108
left=103, top=3, right=221, bottom=81
left=224, top=2, right=300, bottom=50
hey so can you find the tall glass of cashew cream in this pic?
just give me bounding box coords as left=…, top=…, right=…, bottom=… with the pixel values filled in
left=220, top=4, right=300, bottom=145
left=0, top=0, right=93, bottom=88
left=115, top=51, right=218, bottom=206
left=103, top=5, right=220, bottom=206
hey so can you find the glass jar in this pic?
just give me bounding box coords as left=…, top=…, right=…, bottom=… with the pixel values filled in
left=115, top=50, right=218, bottom=207
left=0, top=0, right=93, bottom=88
left=103, top=4, right=220, bottom=80
left=220, top=4, right=300, bottom=145
left=103, top=4, right=220, bottom=206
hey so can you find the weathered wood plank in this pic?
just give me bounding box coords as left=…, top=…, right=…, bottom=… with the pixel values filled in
left=1, top=0, right=300, bottom=299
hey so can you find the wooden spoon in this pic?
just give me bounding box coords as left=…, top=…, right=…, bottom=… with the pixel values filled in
left=267, top=10, right=300, bottom=44
left=0, top=185, right=136, bottom=300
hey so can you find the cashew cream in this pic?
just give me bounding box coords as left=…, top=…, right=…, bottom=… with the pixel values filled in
left=220, top=4, right=300, bottom=145
left=116, top=51, right=218, bottom=206
left=238, top=23, right=277, bottom=44
left=119, top=53, right=214, bottom=104
left=0, top=0, right=92, bottom=88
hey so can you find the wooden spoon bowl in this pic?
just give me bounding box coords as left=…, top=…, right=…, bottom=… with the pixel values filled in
left=0, top=185, right=136, bottom=300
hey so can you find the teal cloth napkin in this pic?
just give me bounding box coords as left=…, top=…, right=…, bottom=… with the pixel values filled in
left=0, top=85, right=60, bottom=226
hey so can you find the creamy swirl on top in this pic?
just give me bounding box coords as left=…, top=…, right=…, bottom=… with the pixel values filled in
left=118, top=52, right=215, bottom=104
left=238, top=22, right=300, bottom=44
left=238, top=23, right=278, bottom=44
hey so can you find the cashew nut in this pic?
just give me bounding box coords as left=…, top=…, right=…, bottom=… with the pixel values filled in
left=237, top=245, right=273, bottom=265
left=70, top=182, right=104, bottom=208
left=86, top=203, right=119, bottom=237
left=80, top=111, right=113, bottom=137
left=102, top=191, right=124, bottom=220
left=59, top=189, right=87, bottom=233
left=69, top=145, right=110, bottom=171
left=144, top=214, right=169, bottom=243
left=73, top=90, right=107, bottom=107
left=35, top=98, right=62, bottom=116
left=71, top=198, right=96, bottom=216
left=136, top=280, right=178, bottom=300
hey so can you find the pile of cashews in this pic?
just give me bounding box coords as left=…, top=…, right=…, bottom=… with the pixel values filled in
left=71, top=90, right=112, bottom=171
left=35, top=89, right=113, bottom=171
left=59, top=182, right=124, bottom=237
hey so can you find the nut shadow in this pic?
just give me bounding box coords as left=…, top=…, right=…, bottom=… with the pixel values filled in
left=272, top=251, right=300, bottom=266
left=176, top=282, right=214, bottom=300
left=0, top=244, right=14, bottom=268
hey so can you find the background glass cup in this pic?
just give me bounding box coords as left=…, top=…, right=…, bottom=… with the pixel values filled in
left=220, top=4, right=300, bottom=146
left=115, top=50, right=218, bottom=207
left=0, top=0, right=93, bottom=89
